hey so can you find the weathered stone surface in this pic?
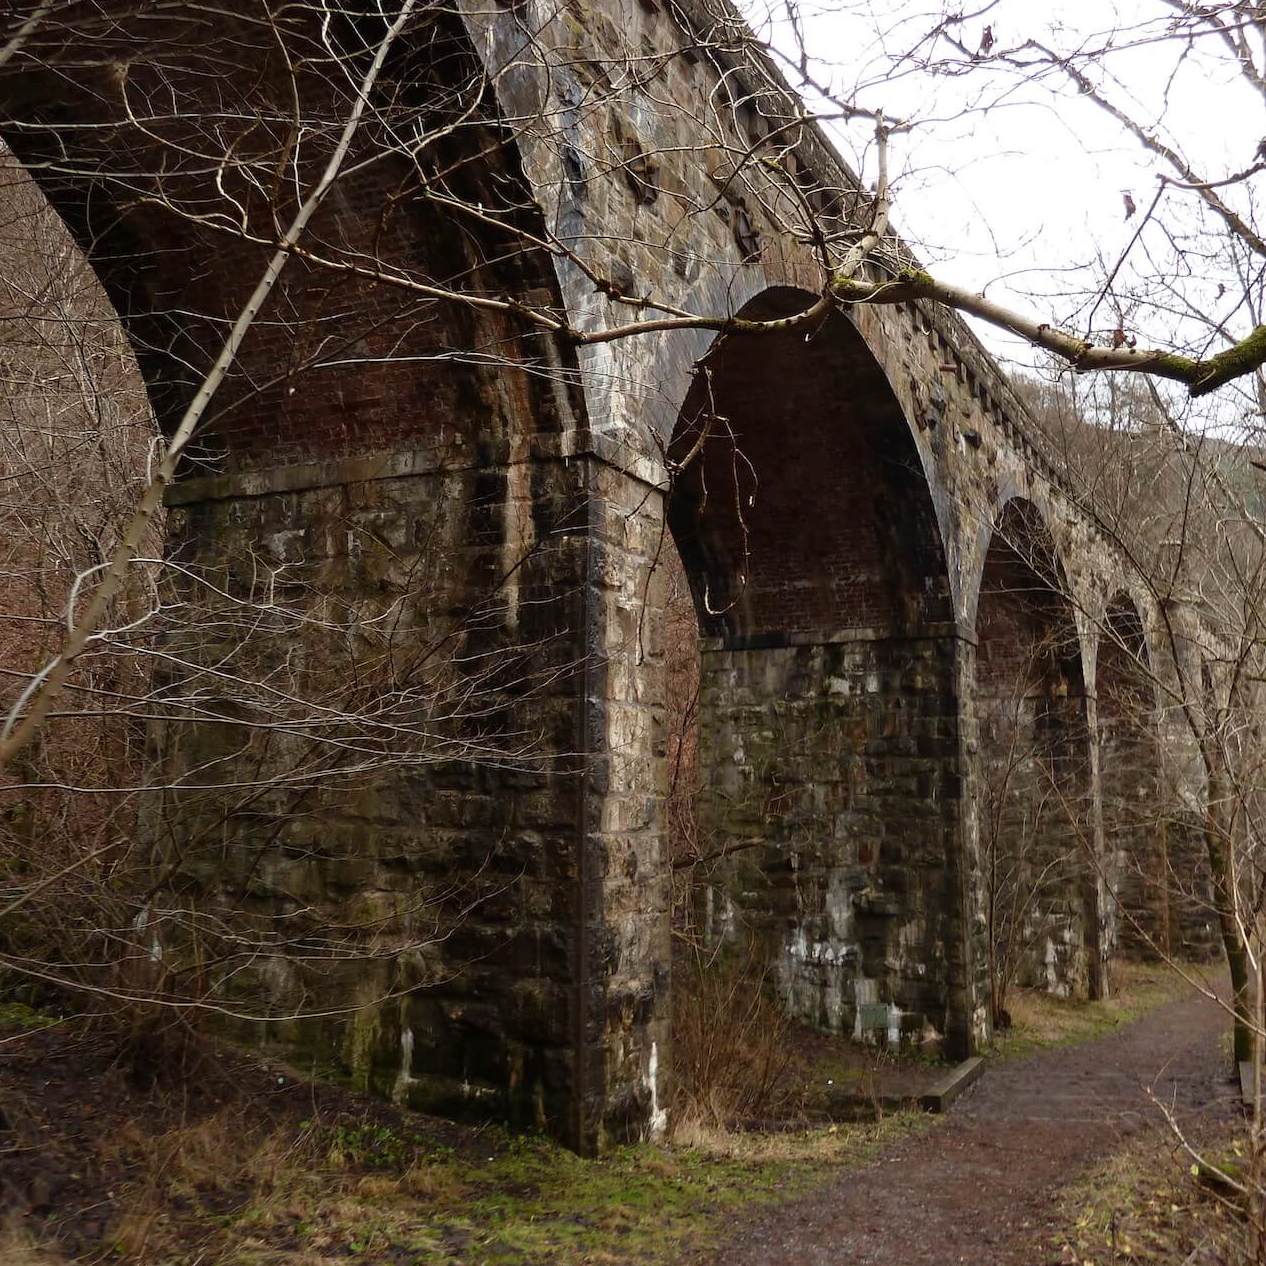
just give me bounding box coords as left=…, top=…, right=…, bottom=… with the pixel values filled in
left=0, top=0, right=1212, bottom=1152
left=695, top=634, right=965, bottom=1045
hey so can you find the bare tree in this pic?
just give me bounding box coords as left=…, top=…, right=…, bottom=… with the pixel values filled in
left=5, top=0, right=1266, bottom=1193
left=979, top=628, right=1094, bottom=1027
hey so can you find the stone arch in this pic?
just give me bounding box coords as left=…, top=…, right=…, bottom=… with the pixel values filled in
left=663, top=286, right=972, bottom=1052
left=668, top=288, right=953, bottom=642
left=0, top=9, right=617, bottom=1150
left=973, top=495, right=1094, bottom=1007
left=961, top=477, right=1074, bottom=633
left=0, top=8, right=578, bottom=468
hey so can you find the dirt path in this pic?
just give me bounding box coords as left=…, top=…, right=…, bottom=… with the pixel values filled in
left=709, top=984, right=1239, bottom=1265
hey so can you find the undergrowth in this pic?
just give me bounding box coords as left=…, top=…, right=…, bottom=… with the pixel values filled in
left=1, top=1025, right=929, bottom=1266
left=42, top=1113, right=925, bottom=1265
left=991, top=960, right=1203, bottom=1060
left=0, top=1001, right=57, bottom=1031
left=1053, top=1118, right=1247, bottom=1264
left=669, top=943, right=801, bottom=1128
left=3, top=953, right=1211, bottom=1263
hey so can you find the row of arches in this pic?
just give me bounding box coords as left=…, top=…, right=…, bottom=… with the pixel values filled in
left=0, top=5, right=1213, bottom=1138
left=662, top=288, right=1189, bottom=1051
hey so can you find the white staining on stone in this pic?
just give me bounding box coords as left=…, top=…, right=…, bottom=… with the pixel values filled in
left=825, top=871, right=854, bottom=942
left=1043, top=932, right=1076, bottom=998
left=392, top=1026, right=415, bottom=1105
left=702, top=886, right=738, bottom=942
left=779, top=881, right=862, bottom=1034
left=853, top=976, right=879, bottom=1042
left=500, top=451, right=534, bottom=632
left=262, top=527, right=304, bottom=563
left=646, top=1040, right=668, bottom=1139
left=133, top=904, right=163, bottom=963
left=887, top=1007, right=903, bottom=1047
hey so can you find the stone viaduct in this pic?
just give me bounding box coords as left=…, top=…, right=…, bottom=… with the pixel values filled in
left=0, top=1, right=1211, bottom=1152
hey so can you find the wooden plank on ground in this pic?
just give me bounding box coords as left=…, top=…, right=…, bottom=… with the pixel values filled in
left=1239, top=1059, right=1255, bottom=1109
left=920, top=1056, right=986, bottom=1114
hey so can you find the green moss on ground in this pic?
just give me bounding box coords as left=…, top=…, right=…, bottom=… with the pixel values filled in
left=0, top=1001, right=57, bottom=1030
left=175, top=1112, right=928, bottom=1265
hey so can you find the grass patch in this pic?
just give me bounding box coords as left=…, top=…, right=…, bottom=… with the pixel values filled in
left=992, top=960, right=1203, bottom=1061
left=10, top=1057, right=928, bottom=1266
left=0, top=1001, right=57, bottom=1031
left=3, top=1005, right=940, bottom=1266
left=206, top=1112, right=927, bottom=1265
left=1052, top=1117, right=1246, bottom=1263
left=0, top=1218, right=65, bottom=1265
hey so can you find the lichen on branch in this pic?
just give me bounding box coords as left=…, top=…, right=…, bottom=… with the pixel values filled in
left=828, top=267, right=1265, bottom=398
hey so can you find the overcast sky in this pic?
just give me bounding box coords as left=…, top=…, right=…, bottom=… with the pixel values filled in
left=744, top=1, right=1266, bottom=397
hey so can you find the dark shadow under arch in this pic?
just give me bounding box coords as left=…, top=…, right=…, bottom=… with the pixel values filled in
left=664, top=288, right=973, bottom=1055
left=974, top=496, right=1094, bottom=1009
left=668, top=288, right=953, bottom=646
left=0, top=5, right=575, bottom=471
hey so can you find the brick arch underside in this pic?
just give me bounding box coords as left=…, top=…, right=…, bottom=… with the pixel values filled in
left=668, top=293, right=952, bottom=643
left=0, top=6, right=575, bottom=467
left=974, top=498, right=1094, bottom=1002
left=0, top=7, right=609, bottom=1147
left=666, top=292, right=974, bottom=1053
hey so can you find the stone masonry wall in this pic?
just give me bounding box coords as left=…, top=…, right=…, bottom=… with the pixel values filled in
left=1097, top=610, right=1166, bottom=959
left=0, top=3, right=675, bottom=1152
left=160, top=440, right=671, bottom=1153
left=0, top=0, right=1210, bottom=1151
left=975, top=513, right=1094, bottom=1000
left=696, top=632, right=965, bottom=1046
left=158, top=453, right=587, bottom=1137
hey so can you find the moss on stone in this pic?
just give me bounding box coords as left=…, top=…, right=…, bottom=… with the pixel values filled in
left=343, top=1005, right=384, bottom=1093
left=0, top=1001, right=56, bottom=1030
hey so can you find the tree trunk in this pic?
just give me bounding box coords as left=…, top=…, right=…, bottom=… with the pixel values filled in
left=1205, top=768, right=1254, bottom=1065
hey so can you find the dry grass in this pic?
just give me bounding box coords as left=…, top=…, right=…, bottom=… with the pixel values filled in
left=87, top=1112, right=310, bottom=1262
left=995, top=959, right=1205, bottom=1059
left=0, top=1219, right=66, bottom=1265
left=139, top=1113, right=921, bottom=1265
left=670, top=1112, right=929, bottom=1164
left=4, top=1040, right=929, bottom=1266
left=1053, top=1119, right=1247, bottom=1264
left=670, top=944, right=801, bottom=1129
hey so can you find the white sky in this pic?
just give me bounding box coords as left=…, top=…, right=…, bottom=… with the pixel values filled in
left=745, top=1, right=1266, bottom=393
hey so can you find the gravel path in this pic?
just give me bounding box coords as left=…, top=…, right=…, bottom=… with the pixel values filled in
left=709, top=983, right=1238, bottom=1265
